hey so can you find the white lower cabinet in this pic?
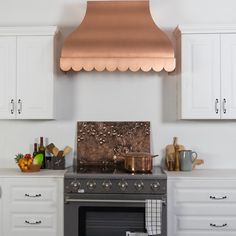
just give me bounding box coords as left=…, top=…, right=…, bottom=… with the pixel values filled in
left=0, top=179, right=3, bottom=236
left=2, top=177, right=63, bottom=236
left=168, top=177, right=236, bottom=236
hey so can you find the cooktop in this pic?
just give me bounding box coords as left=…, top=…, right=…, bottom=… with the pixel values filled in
left=65, top=165, right=166, bottom=179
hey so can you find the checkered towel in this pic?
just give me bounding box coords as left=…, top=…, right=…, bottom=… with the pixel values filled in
left=145, top=200, right=162, bottom=235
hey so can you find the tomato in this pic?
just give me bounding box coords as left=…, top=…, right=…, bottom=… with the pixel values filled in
left=24, top=154, right=32, bottom=159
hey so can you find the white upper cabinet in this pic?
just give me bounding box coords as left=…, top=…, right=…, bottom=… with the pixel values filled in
left=0, top=37, right=16, bottom=119
left=17, top=36, right=54, bottom=119
left=221, top=34, right=236, bottom=119
left=180, top=34, right=221, bottom=119
left=176, top=25, right=236, bottom=120
left=0, top=27, right=57, bottom=120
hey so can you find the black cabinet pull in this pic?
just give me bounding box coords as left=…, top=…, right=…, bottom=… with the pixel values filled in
left=10, top=99, right=14, bottom=114
left=210, top=196, right=227, bottom=200
left=17, top=99, right=22, bottom=114
left=25, top=193, right=42, bottom=198
left=25, top=220, right=42, bottom=225
left=210, top=223, right=227, bottom=228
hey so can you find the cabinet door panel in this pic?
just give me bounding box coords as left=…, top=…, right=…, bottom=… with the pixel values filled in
left=17, top=36, right=54, bottom=119
left=181, top=34, right=221, bottom=119
left=221, top=34, right=236, bottom=119
left=0, top=182, right=2, bottom=236
left=178, top=215, right=236, bottom=230
left=173, top=179, right=236, bottom=203
left=0, top=37, right=16, bottom=119
left=6, top=213, right=57, bottom=236
left=3, top=178, right=63, bottom=236
left=168, top=179, right=236, bottom=236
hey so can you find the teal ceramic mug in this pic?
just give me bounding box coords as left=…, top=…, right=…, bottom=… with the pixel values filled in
left=179, top=150, right=198, bottom=171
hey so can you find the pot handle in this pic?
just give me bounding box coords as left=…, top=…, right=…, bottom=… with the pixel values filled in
left=113, top=155, right=125, bottom=162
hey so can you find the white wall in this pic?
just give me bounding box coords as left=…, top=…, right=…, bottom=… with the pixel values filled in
left=0, top=0, right=236, bottom=169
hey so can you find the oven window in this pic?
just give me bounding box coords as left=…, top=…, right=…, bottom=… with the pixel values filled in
left=79, top=207, right=146, bottom=236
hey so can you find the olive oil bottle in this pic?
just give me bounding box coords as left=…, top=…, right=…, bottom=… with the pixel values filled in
left=38, top=137, right=46, bottom=169
left=33, top=143, right=38, bottom=157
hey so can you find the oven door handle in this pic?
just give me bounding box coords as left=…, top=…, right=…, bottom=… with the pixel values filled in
left=65, top=198, right=166, bottom=205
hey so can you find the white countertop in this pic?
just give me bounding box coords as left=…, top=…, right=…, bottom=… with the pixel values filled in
left=166, top=169, right=236, bottom=180
left=1, top=168, right=236, bottom=179
left=0, top=168, right=66, bottom=178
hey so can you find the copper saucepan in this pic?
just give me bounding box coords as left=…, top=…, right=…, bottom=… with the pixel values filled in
left=114, top=152, right=159, bottom=173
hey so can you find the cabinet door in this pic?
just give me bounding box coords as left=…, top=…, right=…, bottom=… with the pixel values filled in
left=3, top=177, right=63, bottom=236
left=221, top=34, right=236, bottom=119
left=168, top=179, right=236, bottom=236
left=0, top=37, right=16, bottom=119
left=180, top=34, right=221, bottom=119
left=0, top=181, right=2, bottom=236
left=17, top=36, right=54, bottom=119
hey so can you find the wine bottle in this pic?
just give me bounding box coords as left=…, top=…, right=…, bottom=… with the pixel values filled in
left=38, top=137, right=46, bottom=169
left=33, top=143, right=38, bottom=157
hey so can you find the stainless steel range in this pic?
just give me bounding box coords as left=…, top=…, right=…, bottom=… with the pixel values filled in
left=64, top=165, right=167, bottom=236
left=64, top=121, right=167, bottom=236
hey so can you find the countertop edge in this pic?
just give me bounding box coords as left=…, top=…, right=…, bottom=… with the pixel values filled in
left=165, top=169, right=236, bottom=180
left=0, top=168, right=66, bottom=178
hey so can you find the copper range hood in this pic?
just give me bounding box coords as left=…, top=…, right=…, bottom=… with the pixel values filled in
left=60, top=0, right=176, bottom=72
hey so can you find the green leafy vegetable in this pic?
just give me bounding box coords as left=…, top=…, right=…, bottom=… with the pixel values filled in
left=33, top=153, right=43, bottom=165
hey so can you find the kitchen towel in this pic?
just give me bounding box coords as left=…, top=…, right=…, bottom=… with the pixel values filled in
left=145, top=199, right=162, bottom=235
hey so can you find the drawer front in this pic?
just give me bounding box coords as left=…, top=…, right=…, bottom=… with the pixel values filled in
left=12, top=186, right=56, bottom=202
left=5, top=178, right=59, bottom=212
left=178, top=216, right=236, bottom=231
left=175, top=204, right=236, bottom=216
left=9, top=179, right=57, bottom=202
left=175, top=233, right=236, bottom=236
left=174, top=216, right=236, bottom=236
left=176, top=188, right=236, bottom=203
left=0, top=183, right=2, bottom=236
left=173, top=180, right=236, bottom=203
left=6, top=213, right=57, bottom=236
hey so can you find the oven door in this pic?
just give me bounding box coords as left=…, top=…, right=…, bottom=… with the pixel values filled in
left=64, top=194, right=166, bottom=236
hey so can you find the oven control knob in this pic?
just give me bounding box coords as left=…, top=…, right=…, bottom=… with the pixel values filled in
left=151, top=182, right=160, bottom=192
left=102, top=181, right=112, bottom=191
left=87, top=180, right=96, bottom=190
left=118, top=180, right=128, bottom=191
left=134, top=181, right=144, bottom=191
left=70, top=180, right=80, bottom=192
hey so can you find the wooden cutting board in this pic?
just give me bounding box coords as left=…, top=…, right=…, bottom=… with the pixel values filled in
left=193, top=159, right=204, bottom=169
left=165, top=137, right=184, bottom=171
left=165, top=143, right=185, bottom=158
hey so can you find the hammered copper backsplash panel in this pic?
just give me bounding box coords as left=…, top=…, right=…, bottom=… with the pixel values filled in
left=77, top=122, right=150, bottom=163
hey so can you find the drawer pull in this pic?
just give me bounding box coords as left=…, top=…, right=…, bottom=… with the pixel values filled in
left=210, top=196, right=227, bottom=200
left=25, top=193, right=42, bottom=198
left=210, top=223, right=227, bottom=228
left=25, top=220, right=42, bottom=225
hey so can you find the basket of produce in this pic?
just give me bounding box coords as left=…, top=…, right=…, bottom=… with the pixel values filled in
left=15, top=153, right=43, bottom=172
